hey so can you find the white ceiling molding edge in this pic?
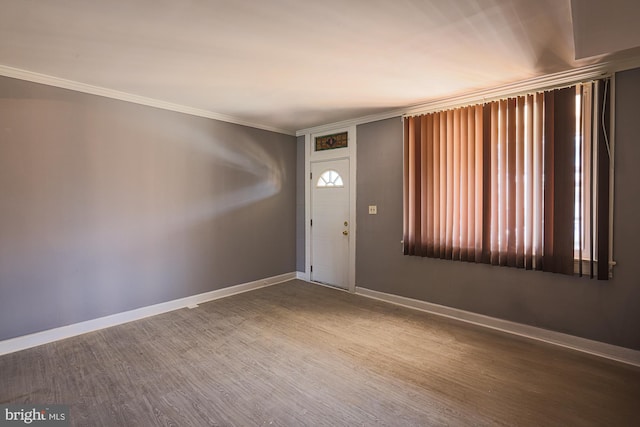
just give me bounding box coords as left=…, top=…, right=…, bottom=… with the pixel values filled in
left=296, top=55, right=640, bottom=136
left=402, top=65, right=609, bottom=118
left=295, top=108, right=406, bottom=137
left=0, top=65, right=295, bottom=136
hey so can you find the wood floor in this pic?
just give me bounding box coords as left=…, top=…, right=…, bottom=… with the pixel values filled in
left=1, top=280, right=639, bottom=426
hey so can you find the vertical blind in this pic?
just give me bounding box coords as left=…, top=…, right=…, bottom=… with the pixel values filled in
left=403, top=80, right=610, bottom=279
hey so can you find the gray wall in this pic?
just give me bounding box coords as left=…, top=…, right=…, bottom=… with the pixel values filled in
left=355, top=68, right=640, bottom=350
left=0, top=76, right=296, bottom=341
left=296, top=136, right=305, bottom=272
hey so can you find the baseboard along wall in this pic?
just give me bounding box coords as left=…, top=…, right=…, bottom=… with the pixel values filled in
left=0, top=272, right=296, bottom=356
left=5, top=273, right=638, bottom=369
left=355, top=286, right=640, bottom=368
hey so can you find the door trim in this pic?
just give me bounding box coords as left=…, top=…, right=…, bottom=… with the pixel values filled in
left=304, top=125, right=356, bottom=292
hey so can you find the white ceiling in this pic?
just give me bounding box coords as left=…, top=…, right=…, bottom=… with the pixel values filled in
left=1, top=0, right=639, bottom=134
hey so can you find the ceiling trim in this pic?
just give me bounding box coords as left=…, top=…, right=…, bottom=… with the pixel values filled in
left=295, top=108, right=406, bottom=137
left=0, top=65, right=296, bottom=136
left=402, top=64, right=608, bottom=118
left=3, top=53, right=639, bottom=139
left=296, top=54, right=640, bottom=136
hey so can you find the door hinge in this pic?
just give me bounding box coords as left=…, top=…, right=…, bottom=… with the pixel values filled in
left=310, top=172, right=312, bottom=180
left=310, top=219, right=313, bottom=226
left=311, top=265, right=313, bottom=272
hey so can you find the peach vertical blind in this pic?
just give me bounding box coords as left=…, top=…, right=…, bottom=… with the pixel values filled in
left=403, top=81, right=610, bottom=279
left=403, top=105, right=485, bottom=261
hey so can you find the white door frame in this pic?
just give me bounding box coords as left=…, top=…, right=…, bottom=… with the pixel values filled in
left=304, top=125, right=356, bottom=292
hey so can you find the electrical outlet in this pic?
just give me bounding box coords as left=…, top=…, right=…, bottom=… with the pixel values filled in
left=368, top=205, right=377, bottom=215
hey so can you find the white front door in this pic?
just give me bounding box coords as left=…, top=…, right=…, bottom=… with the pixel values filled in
left=311, top=159, right=350, bottom=289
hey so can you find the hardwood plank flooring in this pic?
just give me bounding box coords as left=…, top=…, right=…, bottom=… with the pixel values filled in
left=1, top=280, right=639, bottom=426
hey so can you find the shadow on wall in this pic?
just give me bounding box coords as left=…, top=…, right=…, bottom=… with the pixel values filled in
left=0, top=94, right=292, bottom=338
left=75, top=113, right=289, bottom=246
left=191, top=130, right=285, bottom=218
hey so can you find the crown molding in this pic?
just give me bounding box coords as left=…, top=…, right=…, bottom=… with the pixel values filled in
left=4, top=53, right=639, bottom=139
left=296, top=54, right=640, bottom=135
left=295, top=108, right=405, bottom=137
left=402, top=63, right=609, bottom=118
left=0, top=65, right=295, bottom=136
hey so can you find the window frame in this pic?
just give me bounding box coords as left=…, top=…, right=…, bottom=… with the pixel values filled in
left=402, top=78, right=614, bottom=279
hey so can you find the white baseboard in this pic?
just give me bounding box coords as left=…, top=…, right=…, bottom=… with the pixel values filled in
left=0, top=272, right=296, bottom=356
left=356, top=286, right=640, bottom=368
left=296, top=271, right=308, bottom=280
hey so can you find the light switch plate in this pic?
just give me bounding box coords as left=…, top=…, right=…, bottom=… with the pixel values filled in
left=368, top=205, right=377, bottom=215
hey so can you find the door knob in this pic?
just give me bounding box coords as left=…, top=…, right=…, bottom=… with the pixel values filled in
left=342, top=230, right=349, bottom=236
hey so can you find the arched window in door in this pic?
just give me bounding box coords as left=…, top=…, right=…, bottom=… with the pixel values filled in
left=316, top=170, right=344, bottom=188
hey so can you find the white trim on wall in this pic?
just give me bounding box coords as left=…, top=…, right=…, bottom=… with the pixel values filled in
left=304, top=133, right=312, bottom=283
left=608, top=76, right=616, bottom=273
left=348, top=127, right=357, bottom=291
left=295, top=55, right=640, bottom=136
left=0, top=272, right=296, bottom=356
left=5, top=56, right=639, bottom=140
left=0, top=65, right=295, bottom=136
left=356, top=286, right=640, bottom=368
